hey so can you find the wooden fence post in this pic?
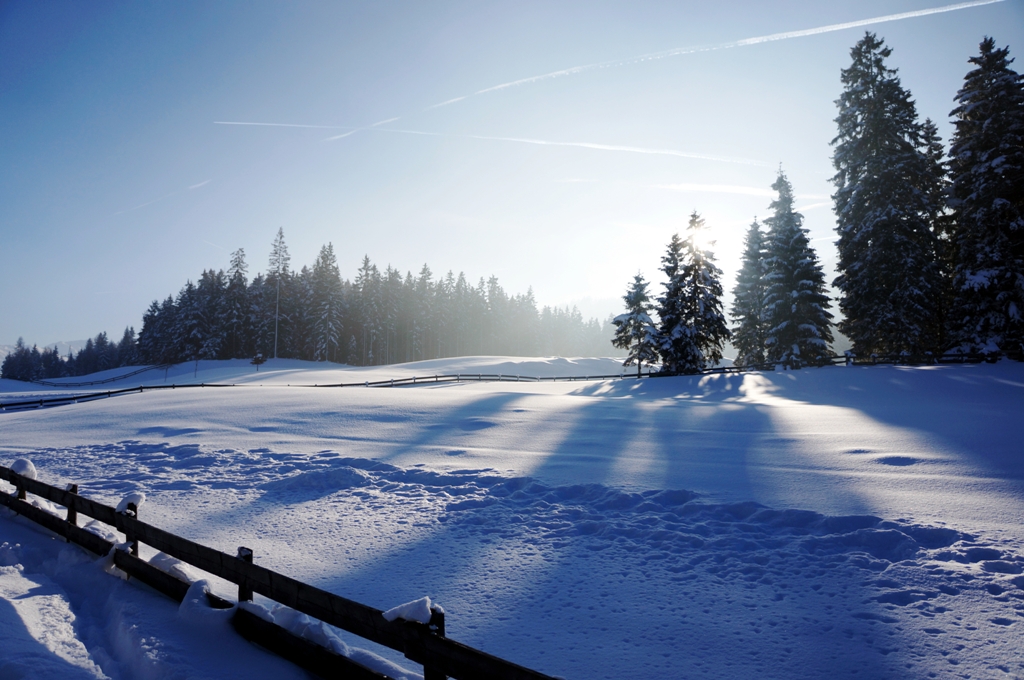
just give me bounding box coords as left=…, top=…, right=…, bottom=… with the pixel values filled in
left=124, top=503, right=139, bottom=556
left=66, top=484, right=78, bottom=537
left=238, top=547, right=254, bottom=602
left=423, top=607, right=447, bottom=680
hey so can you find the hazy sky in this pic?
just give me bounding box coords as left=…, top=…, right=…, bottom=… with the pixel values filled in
left=2, top=0, right=1022, bottom=346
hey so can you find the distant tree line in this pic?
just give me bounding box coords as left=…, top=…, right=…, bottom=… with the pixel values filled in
left=1, top=329, right=139, bottom=381
left=614, top=34, right=1024, bottom=373
left=2, top=231, right=616, bottom=381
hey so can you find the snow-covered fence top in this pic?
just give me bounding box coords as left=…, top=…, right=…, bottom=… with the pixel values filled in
left=0, top=463, right=558, bottom=680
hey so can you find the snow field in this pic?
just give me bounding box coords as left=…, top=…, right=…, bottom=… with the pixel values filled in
left=1, top=358, right=1023, bottom=678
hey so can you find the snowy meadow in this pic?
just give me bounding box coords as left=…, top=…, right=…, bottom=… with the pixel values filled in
left=1, top=357, right=1023, bottom=679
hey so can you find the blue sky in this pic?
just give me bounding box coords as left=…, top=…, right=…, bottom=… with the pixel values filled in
left=2, top=0, right=1022, bottom=346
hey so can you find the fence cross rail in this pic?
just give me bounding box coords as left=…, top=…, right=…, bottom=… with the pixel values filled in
left=0, top=464, right=557, bottom=680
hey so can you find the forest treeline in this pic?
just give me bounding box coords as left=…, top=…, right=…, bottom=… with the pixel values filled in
left=4, top=34, right=1023, bottom=381
left=2, top=236, right=616, bottom=381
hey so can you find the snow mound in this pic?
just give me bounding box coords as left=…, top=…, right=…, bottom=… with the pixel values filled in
left=177, top=579, right=236, bottom=629
left=10, top=458, right=36, bottom=480
left=115, top=492, right=145, bottom=515
left=382, top=596, right=435, bottom=624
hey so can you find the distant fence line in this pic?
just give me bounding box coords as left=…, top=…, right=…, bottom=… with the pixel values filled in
left=29, top=363, right=177, bottom=388
left=0, top=352, right=994, bottom=413
left=0, top=463, right=557, bottom=680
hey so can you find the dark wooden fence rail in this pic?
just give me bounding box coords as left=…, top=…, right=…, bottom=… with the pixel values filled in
left=1, top=351, right=995, bottom=413
left=0, top=464, right=557, bottom=680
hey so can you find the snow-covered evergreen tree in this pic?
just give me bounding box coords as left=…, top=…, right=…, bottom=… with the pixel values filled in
left=312, top=243, right=344, bottom=362
left=116, top=326, right=138, bottom=366
left=196, top=269, right=226, bottom=360
left=730, top=219, right=769, bottom=366
left=947, top=37, right=1024, bottom=359
left=224, top=248, right=251, bottom=359
left=612, top=273, right=658, bottom=377
left=268, top=228, right=291, bottom=359
left=831, top=33, right=943, bottom=357
left=762, top=171, right=834, bottom=368
left=138, top=295, right=178, bottom=364
left=174, top=281, right=204, bottom=370
left=654, top=213, right=731, bottom=374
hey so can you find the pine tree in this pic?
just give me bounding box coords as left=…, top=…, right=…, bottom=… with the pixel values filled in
left=612, top=273, right=658, bottom=377
left=225, top=248, right=251, bottom=359
left=174, top=281, right=204, bottom=370
left=1, top=338, right=31, bottom=380
left=831, top=33, right=943, bottom=357
left=762, top=171, right=834, bottom=368
left=311, top=243, right=345, bottom=362
left=414, top=265, right=435, bottom=360
left=354, top=256, right=381, bottom=365
left=117, top=326, right=138, bottom=366
left=730, top=219, right=769, bottom=366
left=947, top=37, right=1024, bottom=359
left=93, top=331, right=115, bottom=372
left=196, top=269, right=226, bottom=359
left=655, top=212, right=731, bottom=373
left=268, top=228, right=291, bottom=359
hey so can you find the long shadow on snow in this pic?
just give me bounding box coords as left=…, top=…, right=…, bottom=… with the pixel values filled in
left=570, top=374, right=879, bottom=516
left=369, top=390, right=530, bottom=465
left=295, top=394, right=927, bottom=677
left=745, top=364, right=1024, bottom=483
left=0, top=594, right=105, bottom=680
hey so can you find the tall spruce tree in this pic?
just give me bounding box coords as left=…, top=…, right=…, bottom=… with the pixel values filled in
left=762, top=171, right=834, bottom=368
left=312, top=243, right=345, bottom=362
left=947, top=37, right=1024, bottom=359
left=225, top=248, right=251, bottom=359
left=655, top=212, right=731, bottom=373
left=268, top=228, right=291, bottom=359
left=117, top=326, right=138, bottom=366
left=730, top=218, right=769, bottom=366
left=831, top=33, right=943, bottom=357
left=612, top=273, right=658, bottom=377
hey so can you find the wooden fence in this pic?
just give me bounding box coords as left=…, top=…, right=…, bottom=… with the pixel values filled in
left=0, top=464, right=557, bottom=680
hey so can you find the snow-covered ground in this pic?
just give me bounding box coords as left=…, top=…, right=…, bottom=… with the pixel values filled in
left=1, top=357, right=1022, bottom=679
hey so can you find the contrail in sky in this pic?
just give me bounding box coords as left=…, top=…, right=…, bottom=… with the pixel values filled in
left=216, top=121, right=768, bottom=165
left=213, top=1, right=1000, bottom=163
left=214, top=121, right=345, bottom=129
left=433, top=0, right=1003, bottom=104
left=371, top=128, right=769, bottom=166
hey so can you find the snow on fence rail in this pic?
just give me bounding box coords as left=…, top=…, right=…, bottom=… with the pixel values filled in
left=0, top=463, right=558, bottom=680
left=0, top=352, right=994, bottom=413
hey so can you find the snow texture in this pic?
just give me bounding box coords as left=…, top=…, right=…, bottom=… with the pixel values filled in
left=1, top=357, right=1023, bottom=679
